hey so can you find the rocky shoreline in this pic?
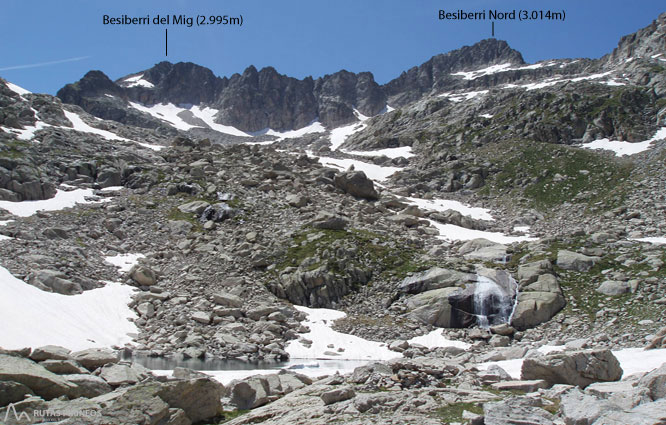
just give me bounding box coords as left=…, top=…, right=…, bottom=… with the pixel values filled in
left=1, top=336, right=666, bottom=424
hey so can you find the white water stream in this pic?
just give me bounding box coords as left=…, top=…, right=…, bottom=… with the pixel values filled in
left=473, top=275, right=519, bottom=329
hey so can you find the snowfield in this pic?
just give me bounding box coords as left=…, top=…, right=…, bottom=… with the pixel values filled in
left=315, top=156, right=401, bottom=181
left=286, top=306, right=398, bottom=361
left=0, top=188, right=109, bottom=217
left=105, top=253, right=146, bottom=273
left=580, top=127, right=666, bottom=157
left=0, top=266, right=138, bottom=351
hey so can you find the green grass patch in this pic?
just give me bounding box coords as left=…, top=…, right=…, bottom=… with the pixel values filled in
left=275, top=227, right=430, bottom=281
left=487, top=141, right=632, bottom=211
left=166, top=207, right=203, bottom=231
left=0, top=139, right=29, bottom=159
left=434, top=402, right=483, bottom=423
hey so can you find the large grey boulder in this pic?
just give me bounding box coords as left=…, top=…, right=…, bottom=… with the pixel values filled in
left=40, top=359, right=88, bottom=375
left=333, top=171, right=379, bottom=200
left=638, top=363, right=666, bottom=401
left=0, top=354, right=77, bottom=400
left=277, top=371, right=311, bottom=393
left=596, top=280, right=631, bottom=296
left=29, top=345, right=71, bottom=362
left=560, top=388, right=620, bottom=425
left=229, top=376, right=270, bottom=410
left=29, top=270, right=82, bottom=295
left=99, top=363, right=141, bottom=386
left=406, top=287, right=461, bottom=327
left=523, top=274, right=560, bottom=293
left=511, top=291, right=566, bottom=331
left=517, top=260, right=552, bottom=284
left=350, top=362, right=393, bottom=384
left=521, top=349, right=623, bottom=388
left=212, top=292, right=243, bottom=308
left=129, top=265, right=157, bottom=286
left=459, top=238, right=508, bottom=262
left=483, top=396, right=556, bottom=425
left=592, top=398, right=666, bottom=424
left=71, top=348, right=119, bottom=371
left=557, top=250, right=600, bottom=272
left=64, top=373, right=113, bottom=398
left=177, top=200, right=210, bottom=214
left=157, top=378, right=224, bottom=423
left=0, top=381, right=34, bottom=407
left=586, top=380, right=651, bottom=410
left=398, top=267, right=473, bottom=294
left=321, top=387, right=355, bottom=405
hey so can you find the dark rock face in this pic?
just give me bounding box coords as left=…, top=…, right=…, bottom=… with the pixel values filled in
left=57, top=62, right=387, bottom=133
left=384, top=38, right=525, bottom=106
left=55, top=39, right=527, bottom=133
left=0, top=158, right=56, bottom=202
left=215, top=66, right=317, bottom=132
left=603, top=12, right=666, bottom=65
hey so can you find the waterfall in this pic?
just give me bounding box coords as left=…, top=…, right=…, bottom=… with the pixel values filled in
left=473, top=274, right=519, bottom=329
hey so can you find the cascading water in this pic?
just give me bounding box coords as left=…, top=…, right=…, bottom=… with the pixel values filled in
left=473, top=274, right=519, bottom=329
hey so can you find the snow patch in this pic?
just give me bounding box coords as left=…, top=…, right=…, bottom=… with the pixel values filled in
left=0, top=266, right=137, bottom=351
left=1, top=118, right=51, bottom=140
left=64, top=110, right=133, bottom=142
left=188, top=105, right=251, bottom=137
left=128, top=102, right=197, bottom=131
left=316, top=156, right=400, bottom=181
left=380, top=104, right=396, bottom=114
left=630, top=237, right=666, bottom=245
left=426, top=220, right=537, bottom=244
left=407, top=329, right=471, bottom=350
left=580, top=127, right=666, bottom=157
left=6, top=82, right=31, bottom=96
left=451, top=61, right=559, bottom=81
left=602, top=79, right=627, bottom=86
left=452, top=63, right=513, bottom=80
left=0, top=189, right=108, bottom=217
left=256, top=120, right=326, bottom=141
left=330, top=122, right=366, bottom=150
left=439, top=90, right=489, bottom=102
left=286, top=306, right=398, bottom=361
left=124, top=74, right=154, bottom=88
left=105, top=253, right=146, bottom=273
left=344, top=146, right=414, bottom=159
left=403, top=196, right=494, bottom=221
left=480, top=113, right=494, bottom=119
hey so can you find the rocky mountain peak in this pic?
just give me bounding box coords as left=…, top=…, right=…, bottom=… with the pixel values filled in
left=604, top=12, right=666, bottom=64
left=383, top=38, right=524, bottom=106
left=57, top=70, right=125, bottom=105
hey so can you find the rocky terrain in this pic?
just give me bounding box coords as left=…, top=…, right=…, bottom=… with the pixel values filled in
left=0, top=10, right=665, bottom=425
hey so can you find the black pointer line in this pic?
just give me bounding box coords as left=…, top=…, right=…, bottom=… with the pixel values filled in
left=166, top=28, right=168, bottom=56
left=492, top=21, right=495, bottom=37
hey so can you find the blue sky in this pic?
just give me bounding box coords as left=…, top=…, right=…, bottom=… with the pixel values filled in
left=1, top=1, right=664, bottom=94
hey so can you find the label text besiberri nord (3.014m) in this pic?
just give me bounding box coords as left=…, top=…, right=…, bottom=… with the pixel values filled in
left=438, top=9, right=566, bottom=22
